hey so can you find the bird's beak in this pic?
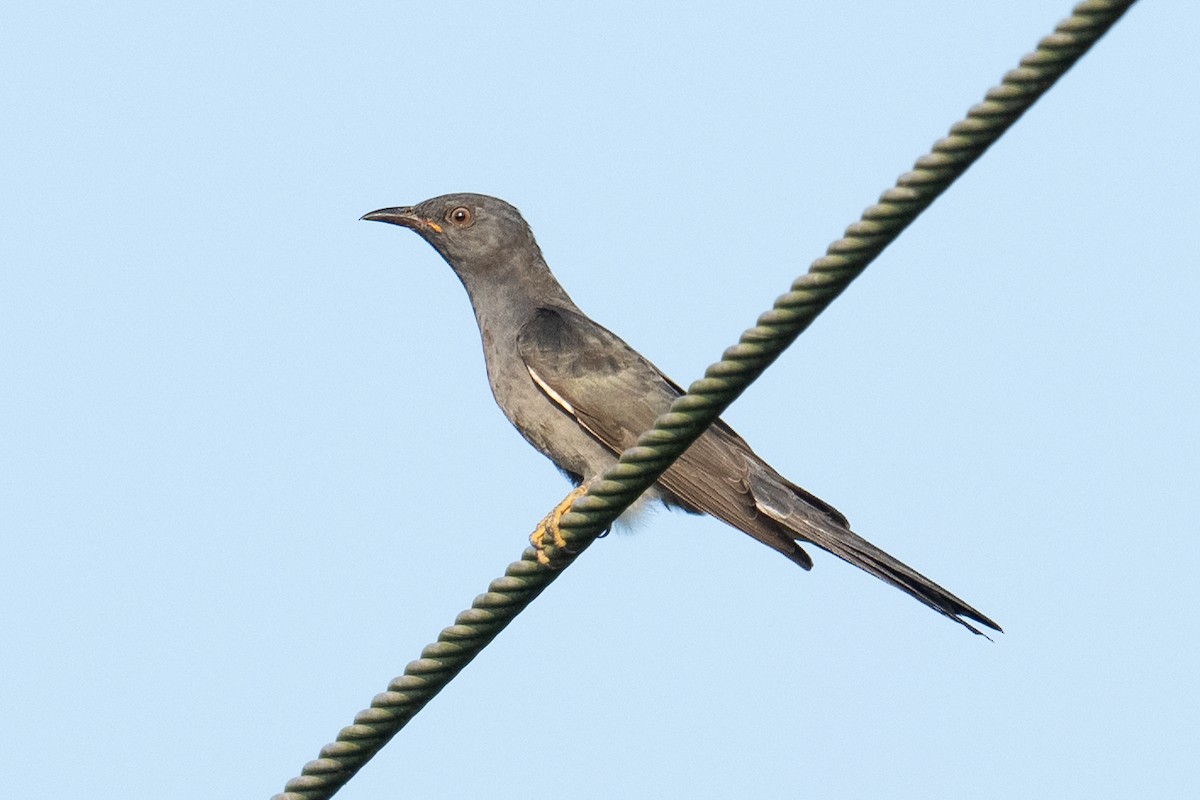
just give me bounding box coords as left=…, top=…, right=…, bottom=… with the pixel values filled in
left=360, top=206, right=444, bottom=234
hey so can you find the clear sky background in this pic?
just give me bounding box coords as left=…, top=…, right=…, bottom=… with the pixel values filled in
left=3, top=2, right=1197, bottom=798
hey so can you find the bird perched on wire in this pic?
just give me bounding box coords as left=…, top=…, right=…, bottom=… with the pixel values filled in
left=363, top=193, right=1000, bottom=636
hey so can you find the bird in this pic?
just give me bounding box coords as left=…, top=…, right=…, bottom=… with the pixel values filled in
left=362, top=193, right=1000, bottom=636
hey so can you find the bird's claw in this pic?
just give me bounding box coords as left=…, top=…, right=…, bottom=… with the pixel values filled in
left=531, top=485, right=588, bottom=566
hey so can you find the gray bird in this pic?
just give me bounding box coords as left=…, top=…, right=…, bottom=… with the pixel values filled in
left=363, top=193, right=1000, bottom=636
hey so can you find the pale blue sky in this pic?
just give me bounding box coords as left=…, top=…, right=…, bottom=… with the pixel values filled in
left=3, top=3, right=1197, bottom=798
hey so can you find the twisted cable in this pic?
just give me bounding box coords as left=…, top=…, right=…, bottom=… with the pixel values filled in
left=273, top=2, right=1136, bottom=797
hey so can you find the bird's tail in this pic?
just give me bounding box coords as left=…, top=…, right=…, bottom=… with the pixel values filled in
left=752, top=473, right=1001, bottom=636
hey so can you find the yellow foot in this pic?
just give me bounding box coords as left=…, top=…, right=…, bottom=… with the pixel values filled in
left=531, top=485, right=589, bottom=566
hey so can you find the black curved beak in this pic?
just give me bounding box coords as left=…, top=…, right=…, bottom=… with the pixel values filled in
left=361, top=206, right=419, bottom=226
left=361, top=206, right=446, bottom=235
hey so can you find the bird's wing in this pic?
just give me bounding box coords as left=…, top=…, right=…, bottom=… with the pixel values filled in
left=517, top=305, right=688, bottom=451
left=516, top=305, right=824, bottom=566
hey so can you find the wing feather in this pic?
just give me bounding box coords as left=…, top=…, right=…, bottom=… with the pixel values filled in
left=516, top=306, right=817, bottom=566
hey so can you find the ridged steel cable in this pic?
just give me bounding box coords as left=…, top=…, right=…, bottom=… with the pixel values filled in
left=273, top=2, right=1135, bottom=797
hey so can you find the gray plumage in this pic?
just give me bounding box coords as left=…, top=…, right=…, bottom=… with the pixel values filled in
left=363, top=193, right=1000, bottom=636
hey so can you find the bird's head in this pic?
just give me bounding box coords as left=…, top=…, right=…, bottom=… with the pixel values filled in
left=362, top=193, right=540, bottom=276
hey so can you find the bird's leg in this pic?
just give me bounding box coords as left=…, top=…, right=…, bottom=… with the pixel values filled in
left=531, top=485, right=589, bottom=566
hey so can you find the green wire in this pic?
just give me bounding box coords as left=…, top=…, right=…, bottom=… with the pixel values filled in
left=273, top=2, right=1138, bottom=797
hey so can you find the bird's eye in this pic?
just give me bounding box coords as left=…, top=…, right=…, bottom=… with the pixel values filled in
left=446, top=206, right=473, bottom=227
